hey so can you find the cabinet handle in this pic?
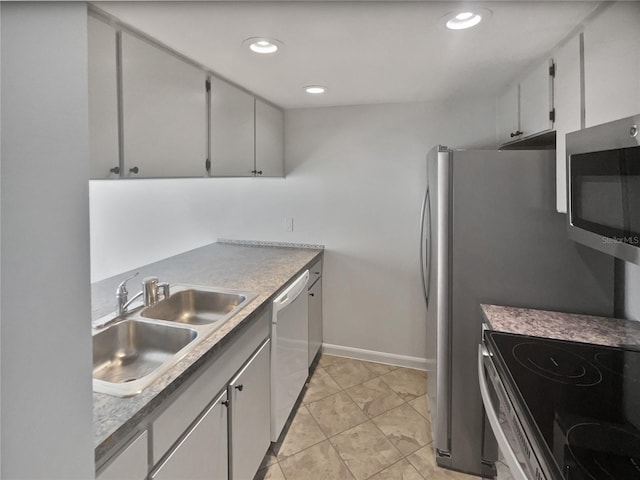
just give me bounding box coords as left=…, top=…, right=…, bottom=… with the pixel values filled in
left=314, top=271, right=320, bottom=275
left=222, top=400, right=229, bottom=407
left=129, top=166, right=139, bottom=174
left=234, top=384, right=244, bottom=391
left=510, top=130, right=523, bottom=138
left=309, top=293, right=315, bottom=297
left=110, top=166, right=120, bottom=174
left=251, top=170, right=263, bottom=176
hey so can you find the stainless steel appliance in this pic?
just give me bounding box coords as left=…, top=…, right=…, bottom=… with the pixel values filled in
left=271, top=270, right=309, bottom=442
left=481, top=330, right=640, bottom=480
left=566, top=114, right=640, bottom=265
left=420, top=146, right=614, bottom=476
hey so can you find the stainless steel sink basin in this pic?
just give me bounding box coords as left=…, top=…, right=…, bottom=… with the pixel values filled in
left=92, top=284, right=256, bottom=397
left=141, top=286, right=255, bottom=326
left=93, top=319, right=198, bottom=397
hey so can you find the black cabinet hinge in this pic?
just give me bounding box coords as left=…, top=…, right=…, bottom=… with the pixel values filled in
left=205, top=79, right=211, bottom=92
left=549, top=108, right=556, bottom=123
left=549, top=63, right=556, bottom=78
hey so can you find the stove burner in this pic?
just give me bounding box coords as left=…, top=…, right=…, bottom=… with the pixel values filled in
left=513, top=343, right=602, bottom=386
left=566, top=423, right=640, bottom=479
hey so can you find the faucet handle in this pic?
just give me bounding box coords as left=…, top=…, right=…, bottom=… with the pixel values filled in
left=116, top=272, right=139, bottom=296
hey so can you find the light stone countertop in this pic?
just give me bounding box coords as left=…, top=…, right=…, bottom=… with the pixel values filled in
left=481, top=304, right=640, bottom=348
left=92, top=242, right=322, bottom=464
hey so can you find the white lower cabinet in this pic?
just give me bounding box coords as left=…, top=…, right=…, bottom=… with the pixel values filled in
left=229, top=339, right=271, bottom=480
left=151, top=391, right=228, bottom=480
left=97, top=431, right=148, bottom=480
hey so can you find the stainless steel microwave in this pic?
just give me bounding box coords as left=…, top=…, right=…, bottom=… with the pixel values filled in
left=566, top=114, right=640, bottom=265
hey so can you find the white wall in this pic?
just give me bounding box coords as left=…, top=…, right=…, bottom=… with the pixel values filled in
left=1, top=3, right=94, bottom=478
left=90, top=98, right=496, bottom=362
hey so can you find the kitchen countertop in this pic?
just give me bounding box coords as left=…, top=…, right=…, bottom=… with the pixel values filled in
left=92, top=241, right=322, bottom=464
left=481, top=304, right=640, bottom=348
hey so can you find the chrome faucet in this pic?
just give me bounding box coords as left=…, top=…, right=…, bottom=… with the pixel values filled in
left=116, top=272, right=140, bottom=315
left=115, top=273, right=171, bottom=316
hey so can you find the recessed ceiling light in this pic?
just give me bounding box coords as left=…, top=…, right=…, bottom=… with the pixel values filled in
left=443, top=9, right=491, bottom=30
left=243, top=37, right=282, bottom=54
left=304, top=85, right=327, bottom=95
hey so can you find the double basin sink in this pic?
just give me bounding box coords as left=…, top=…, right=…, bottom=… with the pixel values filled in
left=92, top=284, right=257, bottom=397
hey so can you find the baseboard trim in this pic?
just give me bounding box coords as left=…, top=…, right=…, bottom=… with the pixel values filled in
left=321, top=343, right=432, bottom=371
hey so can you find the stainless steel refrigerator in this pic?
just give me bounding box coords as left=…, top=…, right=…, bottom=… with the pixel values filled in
left=420, top=146, right=614, bottom=477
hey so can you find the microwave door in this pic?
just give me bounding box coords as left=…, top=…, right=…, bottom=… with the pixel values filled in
left=568, top=145, right=640, bottom=264
left=623, top=147, right=640, bottom=237
left=570, top=149, right=627, bottom=240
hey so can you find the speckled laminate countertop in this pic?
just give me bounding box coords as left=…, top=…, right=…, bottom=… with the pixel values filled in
left=481, top=304, right=640, bottom=348
left=92, top=242, right=322, bottom=464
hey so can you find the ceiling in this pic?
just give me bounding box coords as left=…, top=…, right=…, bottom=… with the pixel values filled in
left=93, top=1, right=600, bottom=109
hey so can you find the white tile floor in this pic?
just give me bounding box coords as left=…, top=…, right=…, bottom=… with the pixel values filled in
left=254, top=354, right=504, bottom=480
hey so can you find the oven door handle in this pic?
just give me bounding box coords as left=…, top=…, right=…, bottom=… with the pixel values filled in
left=478, top=345, right=528, bottom=480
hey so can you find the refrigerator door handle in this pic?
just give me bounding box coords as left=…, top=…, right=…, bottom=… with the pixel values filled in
left=419, top=187, right=431, bottom=307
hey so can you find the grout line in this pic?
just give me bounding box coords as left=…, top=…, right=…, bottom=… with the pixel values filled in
left=274, top=355, right=433, bottom=480
left=368, top=457, right=426, bottom=480
left=278, top=463, right=289, bottom=480
left=327, top=438, right=358, bottom=480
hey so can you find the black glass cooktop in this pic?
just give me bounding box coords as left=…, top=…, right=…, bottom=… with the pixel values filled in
left=485, top=331, right=640, bottom=480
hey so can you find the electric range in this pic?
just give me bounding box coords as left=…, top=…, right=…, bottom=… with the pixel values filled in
left=481, top=330, right=640, bottom=480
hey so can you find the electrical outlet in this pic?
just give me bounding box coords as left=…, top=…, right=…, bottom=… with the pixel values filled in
left=285, top=217, right=294, bottom=232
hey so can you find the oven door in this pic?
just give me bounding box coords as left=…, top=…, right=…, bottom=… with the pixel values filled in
left=478, top=345, right=542, bottom=480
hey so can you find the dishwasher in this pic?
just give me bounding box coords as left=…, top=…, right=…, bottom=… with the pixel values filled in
left=271, top=270, right=309, bottom=442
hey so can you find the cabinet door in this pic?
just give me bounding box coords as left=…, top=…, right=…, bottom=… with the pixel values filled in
left=553, top=35, right=581, bottom=214
left=210, top=76, right=255, bottom=176
left=151, top=391, right=228, bottom=480
left=519, top=59, right=553, bottom=138
left=255, top=99, right=284, bottom=177
left=308, top=277, right=323, bottom=367
left=88, top=16, right=119, bottom=179
left=121, top=32, right=207, bottom=178
left=496, top=82, right=519, bottom=145
left=229, top=339, right=271, bottom=480
left=584, top=2, right=640, bottom=127
left=97, top=431, right=148, bottom=480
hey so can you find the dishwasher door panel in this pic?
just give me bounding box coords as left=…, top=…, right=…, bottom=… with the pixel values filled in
left=271, top=271, right=309, bottom=442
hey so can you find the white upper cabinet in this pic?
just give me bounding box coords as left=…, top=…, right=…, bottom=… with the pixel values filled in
left=583, top=2, right=640, bottom=128
left=255, top=99, right=285, bottom=177
left=88, top=16, right=119, bottom=179
left=519, top=59, right=554, bottom=138
left=121, top=32, right=207, bottom=178
left=553, top=35, right=582, bottom=213
left=88, top=14, right=284, bottom=179
left=497, top=58, right=554, bottom=146
left=209, top=76, right=255, bottom=176
left=496, top=82, right=519, bottom=145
